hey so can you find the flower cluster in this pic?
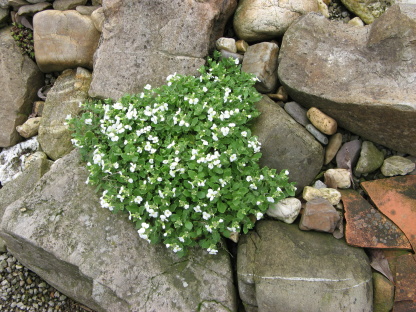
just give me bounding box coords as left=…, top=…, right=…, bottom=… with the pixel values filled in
left=68, top=51, right=296, bottom=257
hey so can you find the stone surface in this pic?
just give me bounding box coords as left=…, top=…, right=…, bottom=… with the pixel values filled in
left=341, top=189, right=411, bottom=249
left=266, top=197, right=301, bottom=224
left=0, top=27, right=44, bottom=147
left=0, top=137, right=39, bottom=186
left=278, top=4, right=416, bottom=156
left=340, top=0, right=391, bottom=24
left=236, top=39, right=248, bottom=53
left=336, top=140, right=362, bottom=170
left=381, top=156, right=415, bottom=176
left=299, top=198, right=340, bottom=233
left=38, top=68, right=92, bottom=160
left=252, top=96, right=324, bottom=194
left=237, top=221, right=373, bottom=311
left=284, top=101, right=309, bottom=127
left=76, top=5, right=101, bottom=15
left=0, top=151, right=51, bottom=219
left=306, top=107, right=337, bottom=135
left=90, top=6, right=104, bottom=31
left=241, top=42, right=279, bottom=93
left=361, top=175, right=416, bottom=253
left=233, top=0, right=319, bottom=42
left=372, top=272, right=394, bottom=312
left=324, top=168, right=351, bottom=188
left=355, top=141, right=385, bottom=174
left=53, top=0, right=87, bottom=10
left=302, top=186, right=341, bottom=205
left=17, top=2, right=52, bottom=15
left=89, top=0, right=237, bottom=100
left=16, top=117, right=42, bottom=138
left=305, top=123, right=328, bottom=145
left=216, top=37, right=236, bottom=53
left=0, top=150, right=237, bottom=312
left=33, top=10, right=100, bottom=72
left=325, top=133, right=343, bottom=164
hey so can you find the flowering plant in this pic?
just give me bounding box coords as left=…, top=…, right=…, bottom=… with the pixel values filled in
left=68, top=51, right=296, bottom=257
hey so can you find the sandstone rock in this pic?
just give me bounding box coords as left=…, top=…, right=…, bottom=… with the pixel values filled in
left=216, top=37, right=236, bottom=53
left=340, top=0, right=391, bottom=24
left=33, top=10, right=100, bottom=72
left=16, top=117, right=42, bottom=138
left=0, top=151, right=50, bottom=219
left=17, top=2, right=52, bottom=15
left=0, top=136, right=39, bottom=186
left=266, top=197, right=301, bottom=223
left=237, top=221, right=372, bottom=311
left=325, top=133, right=342, bottom=164
left=252, top=96, right=324, bottom=194
left=348, top=16, right=365, bottom=26
left=0, top=27, right=44, bottom=147
left=241, top=42, right=279, bottom=93
left=299, top=197, right=340, bottom=233
left=76, top=5, right=100, bottom=15
left=90, top=6, right=104, bottom=31
left=373, top=272, right=394, bottom=312
left=355, top=141, right=385, bottom=174
left=0, top=150, right=237, bottom=312
left=307, top=107, right=337, bottom=135
left=324, top=168, right=351, bottom=188
left=236, top=39, right=249, bottom=53
left=53, top=0, right=87, bottom=10
left=233, top=0, right=319, bottom=42
left=89, top=0, right=237, bottom=100
left=336, top=140, right=362, bottom=170
left=278, top=4, right=416, bottom=156
left=284, top=101, right=309, bottom=127
left=302, top=186, right=342, bottom=205
left=38, top=68, right=92, bottom=160
left=381, top=156, right=416, bottom=176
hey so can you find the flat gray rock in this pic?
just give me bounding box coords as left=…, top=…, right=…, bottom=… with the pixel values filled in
left=89, top=0, right=237, bottom=100
left=237, top=221, right=373, bottom=312
left=0, top=150, right=237, bottom=312
left=278, top=4, right=416, bottom=156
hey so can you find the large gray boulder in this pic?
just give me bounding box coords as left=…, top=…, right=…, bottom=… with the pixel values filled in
left=89, top=0, right=237, bottom=100
left=33, top=10, right=100, bottom=72
left=0, top=150, right=237, bottom=312
left=0, top=27, right=44, bottom=147
left=237, top=221, right=373, bottom=312
left=278, top=4, right=416, bottom=156
left=252, top=96, right=324, bottom=194
left=233, top=0, right=319, bottom=42
left=38, top=67, right=92, bottom=160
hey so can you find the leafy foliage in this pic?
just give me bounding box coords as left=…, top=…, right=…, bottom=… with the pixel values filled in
left=10, top=23, right=35, bottom=60
left=68, top=52, right=296, bottom=257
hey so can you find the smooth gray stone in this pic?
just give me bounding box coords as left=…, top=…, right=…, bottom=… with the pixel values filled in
left=306, top=124, right=328, bottom=145
left=284, top=101, right=310, bottom=126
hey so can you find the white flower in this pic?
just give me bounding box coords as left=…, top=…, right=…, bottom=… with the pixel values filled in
left=241, top=131, right=247, bottom=137
left=172, top=245, right=182, bottom=253
left=113, top=163, right=119, bottom=169
left=229, top=154, right=237, bottom=162
left=179, top=237, right=185, bottom=243
left=202, top=212, right=211, bottom=220
left=160, top=215, right=166, bottom=221
left=202, top=86, right=208, bottom=92
left=144, top=84, right=152, bottom=90
left=206, top=189, right=218, bottom=201
left=128, top=178, right=133, bottom=183
left=65, top=114, right=72, bottom=120
left=113, top=102, right=123, bottom=110
left=194, top=205, right=202, bottom=213
left=164, top=210, right=172, bottom=218
left=246, top=176, right=253, bottom=182
left=285, top=170, right=289, bottom=175
left=267, top=197, right=275, bottom=203
left=130, top=163, right=136, bottom=172
left=207, top=248, right=218, bottom=255
left=256, top=212, right=263, bottom=220
left=220, top=127, right=230, bottom=136
left=250, top=183, right=257, bottom=190
left=134, top=196, right=143, bottom=204
left=84, top=118, right=92, bottom=125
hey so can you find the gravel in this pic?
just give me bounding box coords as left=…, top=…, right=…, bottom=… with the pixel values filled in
left=0, top=251, right=95, bottom=312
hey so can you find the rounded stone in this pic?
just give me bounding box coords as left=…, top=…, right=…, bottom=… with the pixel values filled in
left=216, top=37, right=237, bottom=53
left=266, top=197, right=302, bottom=224
left=381, top=156, right=416, bottom=176
left=307, top=107, right=338, bottom=135
left=303, top=186, right=341, bottom=205
left=324, top=168, right=351, bottom=189
left=355, top=141, right=385, bottom=174
left=325, top=133, right=342, bottom=164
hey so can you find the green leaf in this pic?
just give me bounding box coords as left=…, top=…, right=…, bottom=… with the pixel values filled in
left=217, top=201, right=227, bottom=213
left=185, top=222, right=193, bottom=230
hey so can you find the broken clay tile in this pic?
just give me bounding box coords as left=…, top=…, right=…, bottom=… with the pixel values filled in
left=393, top=301, right=416, bottom=312
left=340, top=189, right=411, bottom=249
left=361, top=175, right=416, bottom=253
left=394, top=254, right=416, bottom=303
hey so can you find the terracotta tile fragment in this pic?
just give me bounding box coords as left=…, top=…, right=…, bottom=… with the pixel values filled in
left=341, top=189, right=411, bottom=249
left=394, top=254, right=416, bottom=304
left=361, top=175, right=416, bottom=253
left=393, top=300, right=416, bottom=312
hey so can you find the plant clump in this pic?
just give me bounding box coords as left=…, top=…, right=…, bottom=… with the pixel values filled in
left=68, top=52, right=296, bottom=257
left=10, top=22, right=35, bottom=60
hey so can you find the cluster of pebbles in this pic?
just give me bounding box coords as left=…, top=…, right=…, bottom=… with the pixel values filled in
left=0, top=251, right=93, bottom=312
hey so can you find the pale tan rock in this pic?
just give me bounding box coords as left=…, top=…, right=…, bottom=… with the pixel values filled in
left=90, top=6, right=103, bottom=32
left=324, top=168, right=351, bottom=189
left=53, top=0, right=87, bottom=10
left=268, top=86, right=288, bottom=102
left=348, top=17, right=365, bottom=26
left=16, top=117, right=41, bottom=138
left=316, top=0, right=330, bottom=18
left=267, top=197, right=302, bottom=224
left=33, top=10, right=100, bottom=72
left=76, top=5, right=100, bottom=15
left=303, top=186, right=341, bottom=205
left=236, top=39, right=249, bottom=53
left=381, top=156, right=415, bottom=176
left=216, top=37, right=237, bottom=53
left=17, top=2, right=52, bottom=16
left=307, top=107, right=337, bottom=135
left=229, top=232, right=239, bottom=243
left=33, top=101, right=44, bottom=117
left=325, top=133, right=343, bottom=164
